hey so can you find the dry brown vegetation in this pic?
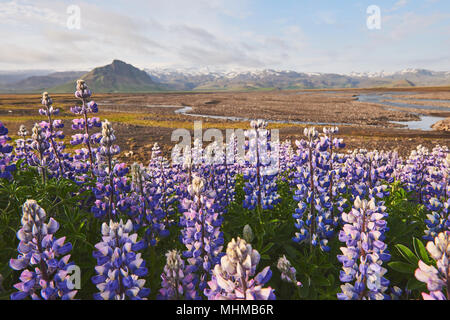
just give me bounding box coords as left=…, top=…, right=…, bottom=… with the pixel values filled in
left=1, top=87, right=449, bottom=163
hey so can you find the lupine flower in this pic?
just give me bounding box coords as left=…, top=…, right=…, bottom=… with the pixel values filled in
left=337, top=197, right=391, bottom=300
left=277, top=255, right=301, bottom=287
left=158, top=250, right=197, bottom=300
left=0, top=121, right=15, bottom=180
left=128, top=161, right=170, bottom=246
left=71, top=80, right=101, bottom=171
left=415, top=231, right=449, bottom=300
left=15, top=124, right=33, bottom=164
left=180, top=175, right=224, bottom=296
left=243, top=120, right=281, bottom=212
left=91, top=120, right=128, bottom=220
left=205, top=237, right=275, bottom=300
left=145, top=143, right=177, bottom=240
left=400, top=145, right=448, bottom=204
left=92, top=219, right=149, bottom=300
left=9, top=200, right=76, bottom=300
left=292, top=127, right=340, bottom=252
left=424, top=198, right=450, bottom=241
left=38, top=92, right=67, bottom=176
left=29, top=123, right=57, bottom=182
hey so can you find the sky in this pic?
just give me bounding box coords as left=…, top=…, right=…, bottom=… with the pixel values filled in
left=0, top=0, right=449, bottom=73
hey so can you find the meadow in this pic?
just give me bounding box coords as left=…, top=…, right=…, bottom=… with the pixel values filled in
left=0, top=80, right=448, bottom=300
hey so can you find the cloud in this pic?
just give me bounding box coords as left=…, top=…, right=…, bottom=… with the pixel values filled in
left=314, top=11, right=337, bottom=25
left=391, top=0, right=408, bottom=12
left=0, top=0, right=448, bottom=73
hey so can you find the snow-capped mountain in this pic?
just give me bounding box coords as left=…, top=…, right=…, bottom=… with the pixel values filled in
left=145, top=66, right=450, bottom=90
left=1, top=62, right=449, bottom=93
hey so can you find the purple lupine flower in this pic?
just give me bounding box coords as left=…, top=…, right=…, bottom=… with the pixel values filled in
left=38, top=92, right=67, bottom=176
left=14, top=124, right=33, bottom=164
left=415, top=231, right=449, bottom=300
left=145, top=143, right=177, bottom=240
left=92, top=219, right=150, bottom=300
left=9, top=200, right=77, bottom=300
left=424, top=198, right=449, bottom=241
left=243, top=120, right=281, bottom=212
left=158, top=250, right=197, bottom=300
left=0, top=121, right=15, bottom=180
left=202, top=141, right=235, bottom=213
left=127, top=161, right=170, bottom=246
left=292, top=127, right=340, bottom=252
left=277, top=255, right=301, bottom=287
left=91, top=120, right=129, bottom=220
left=28, top=123, right=57, bottom=183
left=399, top=145, right=448, bottom=205
left=180, top=175, right=224, bottom=297
left=71, top=80, right=101, bottom=171
left=205, top=237, right=275, bottom=300
left=337, top=197, right=391, bottom=300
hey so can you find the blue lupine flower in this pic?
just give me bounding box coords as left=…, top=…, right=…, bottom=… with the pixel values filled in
left=424, top=198, right=449, bottom=241
left=180, top=175, right=224, bottom=297
left=243, top=120, right=281, bottom=212
left=292, top=127, right=340, bottom=252
left=0, top=121, right=15, bottom=180
left=91, top=120, right=130, bottom=220
left=205, top=237, right=275, bottom=300
left=415, top=231, right=449, bottom=300
left=38, top=92, right=70, bottom=177
left=92, top=219, right=150, bottom=300
left=158, top=250, right=197, bottom=300
left=337, top=197, right=391, bottom=300
left=9, top=200, right=77, bottom=300
left=71, top=80, right=101, bottom=172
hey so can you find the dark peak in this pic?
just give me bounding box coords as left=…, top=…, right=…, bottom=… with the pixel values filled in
left=111, top=59, right=127, bottom=66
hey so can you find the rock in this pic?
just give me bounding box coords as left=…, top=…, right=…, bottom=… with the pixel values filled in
left=432, top=117, right=450, bottom=132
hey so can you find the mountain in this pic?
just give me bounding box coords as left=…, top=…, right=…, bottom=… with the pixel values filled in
left=1, top=62, right=449, bottom=93
left=51, top=60, right=165, bottom=93
left=2, top=71, right=87, bottom=92
left=145, top=68, right=450, bottom=91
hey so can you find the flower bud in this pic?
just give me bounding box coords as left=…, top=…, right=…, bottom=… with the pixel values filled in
left=243, top=224, right=254, bottom=243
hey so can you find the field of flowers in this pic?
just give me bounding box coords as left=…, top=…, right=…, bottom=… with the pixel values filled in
left=0, top=80, right=448, bottom=300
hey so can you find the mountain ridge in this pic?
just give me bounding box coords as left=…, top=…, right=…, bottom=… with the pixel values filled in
left=1, top=61, right=449, bottom=93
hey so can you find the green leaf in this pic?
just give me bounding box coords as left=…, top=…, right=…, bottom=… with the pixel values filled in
left=260, top=242, right=274, bottom=254
left=395, top=244, right=419, bottom=265
left=413, top=237, right=431, bottom=264
left=388, top=261, right=416, bottom=274
left=407, top=277, right=426, bottom=292
left=260, top=254, right=270, bottom=260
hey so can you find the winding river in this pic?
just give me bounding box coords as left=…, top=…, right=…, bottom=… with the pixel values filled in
left=170, top=92, right=449, bottom=130
left=103, top=91, right=449, bottom=131
left=357, top=92, right=448, bottom=130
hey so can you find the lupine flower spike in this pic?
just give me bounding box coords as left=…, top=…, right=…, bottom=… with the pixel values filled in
left=205, top=237, right=275, bottom=300
left=9, top=200, right=76, bottom=300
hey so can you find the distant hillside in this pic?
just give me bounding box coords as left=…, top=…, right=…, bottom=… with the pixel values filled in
left=5, top=71, right=87, bottom=92
left=51, top=60, right=165, bottom=93
left=146, top=68, right=450, bottom=91
left=1, top=63, right=449, bottom=93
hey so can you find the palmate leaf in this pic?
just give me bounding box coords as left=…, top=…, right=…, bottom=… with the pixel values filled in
left=413, top=237, right=431, bottom=264
left=388, top=261, right=416, bottom=274
left=395, top=244, right=419, bottom=265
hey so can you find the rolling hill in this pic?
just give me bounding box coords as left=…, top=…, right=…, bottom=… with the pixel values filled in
left=51, top=60, right=165, bottom=93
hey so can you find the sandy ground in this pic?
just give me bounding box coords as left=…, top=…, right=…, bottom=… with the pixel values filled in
left=1, top=88, right=449, bottom=163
